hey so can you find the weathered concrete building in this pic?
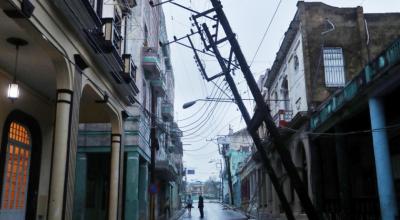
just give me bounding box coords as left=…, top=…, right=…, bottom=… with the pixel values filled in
left=217, top=128, right=252, bottom=208
left=242, top=1, right=400, bottom=219
left=0, top=0, right=182, bottom=220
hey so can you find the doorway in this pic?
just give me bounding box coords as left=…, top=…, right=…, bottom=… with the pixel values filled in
left=0, top=112, right=42, bottom=220
left=73, top=152, right=110, bottom=220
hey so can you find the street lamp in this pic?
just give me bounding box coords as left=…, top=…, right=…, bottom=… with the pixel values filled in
left=182, top=97, right=289, bottom=109
left=182, top=98, right=253, bottom=109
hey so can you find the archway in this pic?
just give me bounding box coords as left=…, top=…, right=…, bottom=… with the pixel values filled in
left=0, top=110, right=42, bottom=220
left=72, top=82, right=122, bottom=220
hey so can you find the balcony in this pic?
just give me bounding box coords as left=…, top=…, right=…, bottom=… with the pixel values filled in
left=155, top=147, right=178, bottom=181
left=121, top=54, right=139, bottom=94
left=161, top=103, right=173, bottom=122
left=156, top=121, right=166, bottom=134
left=167, top=145, right=175, bottom=153
left=150, top=78, right=166, bottom=97
left=142, top=47, right=161, bottom=79
left=103, top=17, right=123, bottom=53
left=273, top=109, right=293, bottom=127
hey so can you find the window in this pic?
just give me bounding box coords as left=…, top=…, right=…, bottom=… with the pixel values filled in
left=293, top=55, right=299, bottom=72
left=240, top=146, right=250, bottom=152
left=113, top=9, right=123, bottom=54
left=281, top=77, right=290, bottom=110
left=88, top=0, right=103, bottom=17
left=1, top=122, right=31, bottom=214
left=323, top=47, right=346, bottom=87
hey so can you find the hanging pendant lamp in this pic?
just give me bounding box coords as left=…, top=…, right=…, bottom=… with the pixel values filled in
left=6, top=37, right=28, bottom=101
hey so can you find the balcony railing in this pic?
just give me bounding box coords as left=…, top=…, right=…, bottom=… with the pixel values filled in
left=273, top=109, right=293, bottom=127
left=121, top=54, right=139, bottom=94
left=81, top=0, right=103, bottom=28
left=311, top=38, right=400, bottom=130
left=150, top=78, right=166, bottom=97
left=155, top=147, right=178, bottom=180
left=121, top=54, right=136, bottom=81
left=142, top=47, right=161, bottom=79
left=161, top=103, right=173, bottom=122
left=103, top=18, right=122, bottom=53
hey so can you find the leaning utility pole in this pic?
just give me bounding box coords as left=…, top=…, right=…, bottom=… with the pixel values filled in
left=155, top=0, right=320, bottom=219
left=195, top=2, right=319, bottom=217
left=221, top=143, right=234, bottom=205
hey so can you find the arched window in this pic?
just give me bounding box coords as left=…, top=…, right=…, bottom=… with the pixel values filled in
left=280, top=77, right=290, bottom=111
left=293, top=55, right=299, bottom=72
left=0, top=122, right=31, bottom=217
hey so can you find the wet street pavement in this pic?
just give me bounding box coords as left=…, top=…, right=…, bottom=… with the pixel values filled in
left=178, top=202, right=247, bottom=220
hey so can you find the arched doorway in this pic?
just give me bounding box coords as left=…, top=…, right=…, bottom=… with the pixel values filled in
left=0, top=111, right=41, bottom=220
left=72, top=83, right=122, bottom=220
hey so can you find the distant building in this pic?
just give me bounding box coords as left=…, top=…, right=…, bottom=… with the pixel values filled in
left=188, top=181, right=204, bottom=198
left=219, top=128, right=253, bottom=207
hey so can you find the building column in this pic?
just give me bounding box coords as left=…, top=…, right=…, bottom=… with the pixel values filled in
left=292, top=173, right=302, bottom=213
left=48, top=89, right=73, bottom=220
left=73, top=153, right=87, bottom=220
left=282, top=175, right=291, bottom=208
left=125, top=152, right=140, bottom=220
left=139, top=163, right=149, bottom=219
left=271, top=160, right=280, bottom=217
left=335, top=126, right=351, bottom=217
left=272, top=185, right=280, bottom=217
left=266, top=174, right=273, bottom=213
left=109, top=134, right=122, bottom=220
left=368, top=98, right=398, bottom=220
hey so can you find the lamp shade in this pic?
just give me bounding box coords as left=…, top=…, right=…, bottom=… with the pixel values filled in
left=7, top=83, right=19, bottom=100
left=182, top=101, right=197, bottom=109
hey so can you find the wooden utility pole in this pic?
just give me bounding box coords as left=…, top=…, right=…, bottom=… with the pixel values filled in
left=154, top=0, right=320, bottom=219
left=191, top=1, right=319, bottom=218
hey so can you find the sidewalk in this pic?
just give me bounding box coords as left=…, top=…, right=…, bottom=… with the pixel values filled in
left=221, top=203, right=255, bottom=220
left=169, top=208, right=186, bottom=220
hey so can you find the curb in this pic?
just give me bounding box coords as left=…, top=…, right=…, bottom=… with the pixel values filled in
left=169, top=208, right=186, bottom=220
left=220, top=203, right=253, bottom=219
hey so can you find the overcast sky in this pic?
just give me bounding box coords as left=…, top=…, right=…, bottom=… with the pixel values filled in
left=162, top=0, right=400, bottom=182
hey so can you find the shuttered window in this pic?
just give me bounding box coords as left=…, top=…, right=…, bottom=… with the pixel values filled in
left=323, top=47, right=346, bottom=87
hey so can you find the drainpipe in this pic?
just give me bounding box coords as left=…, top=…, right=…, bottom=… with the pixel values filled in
left=150, top=89, right=158, bottom=220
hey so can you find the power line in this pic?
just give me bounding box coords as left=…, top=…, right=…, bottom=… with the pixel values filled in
left=178, top=78, right=223, bottom=127
left=176, top=76, right=223, bottom=122
left=182, top=100, right=233, bottom=140
left=182, top=115, right=241, bottom=145
left=282, top=123, right=400, bottom=137
left=249, top=0, right=283, bottom=67
left=180, top=90, right=225, bottom=134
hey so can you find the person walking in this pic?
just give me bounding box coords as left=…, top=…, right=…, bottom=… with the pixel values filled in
left=186, top=195, right=193, bottom=216
left=198, top=194, right=204, bottom=218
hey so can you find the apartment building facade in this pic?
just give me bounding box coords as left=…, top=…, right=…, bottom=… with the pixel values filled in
left=0, top=0, right=182, bottom=220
